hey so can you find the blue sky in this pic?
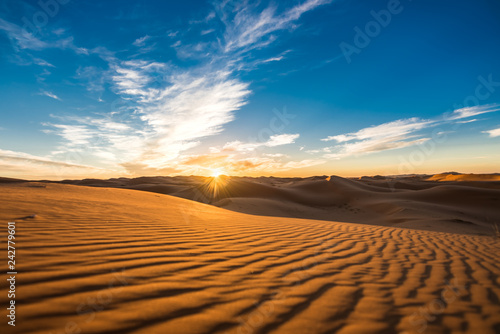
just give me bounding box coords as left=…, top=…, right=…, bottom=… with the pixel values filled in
left=1, top=0, right=500, bottom=179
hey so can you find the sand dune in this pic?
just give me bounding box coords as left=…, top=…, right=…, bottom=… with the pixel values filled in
left=1, top=182, right=499, bottom=333
left=426, top=173, right=500, bottom=182
left=56, top=174, right=500, bottom=235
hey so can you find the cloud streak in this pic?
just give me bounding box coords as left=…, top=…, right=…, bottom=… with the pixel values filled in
left=217, top=133, right=300, bottom=153
left=39, top=90, right=62, bottom=101
left=220, top=0, right=333, bottom=53
left=0, top=149, right=109, bottom=179
left=446, top=104, right=500, bottom=120
left=483, top=127, right=500, bottom=138
left=319, top=104, right=500, bottom=159
left=320, top=118, right=433, bottom=159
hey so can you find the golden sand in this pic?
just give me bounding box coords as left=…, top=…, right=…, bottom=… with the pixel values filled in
left=0, top=182, right=499, bottom=333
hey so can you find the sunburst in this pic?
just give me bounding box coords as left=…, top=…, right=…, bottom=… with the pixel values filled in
left=198, top=169, right=230, bottom=203
left=210, top=168, right=224, bottom=178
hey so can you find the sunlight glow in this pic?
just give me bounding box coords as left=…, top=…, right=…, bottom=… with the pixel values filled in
left=200, top=170, right=230, bottom=203
left=210, top=168, right=225, bottom=178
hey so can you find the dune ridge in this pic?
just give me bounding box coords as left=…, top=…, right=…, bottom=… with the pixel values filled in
left=426, top=173, right=500, bottom=182
left=1, top=182, right=499, bottom=333
left=50, top=174, right=500, bottom=235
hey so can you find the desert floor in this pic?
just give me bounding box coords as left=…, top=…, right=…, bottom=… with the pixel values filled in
left=1, top=176, right=499, bottom=333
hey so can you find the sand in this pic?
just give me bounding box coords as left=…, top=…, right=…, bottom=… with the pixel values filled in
left=426, top=173, right=500, bottom=182
left=0, top=180, right=499, bottom=334
left=57, top=173, right=500, bottom=235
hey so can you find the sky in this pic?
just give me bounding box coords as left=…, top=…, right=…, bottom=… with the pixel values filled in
left=1, top=0, right=500, bottom=179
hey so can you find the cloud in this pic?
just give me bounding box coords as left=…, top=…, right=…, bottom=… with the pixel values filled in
left=0, top=149, right=97, bottom=169
left=321, top=117, right=432, bottom=143
left=0, top=18, right=88, bottom=55
left=266, top=133, right=299, bottom=146
left=133, top=35, right=151, bottom=47
left=282, top=159, right=326, bottom=169
left=44, top=113, right=144, bottom=167
left=111, top=60, right=165, bottom=100
left=33, top=57, right=55, bottom=67
left=324, top=136, right=430, bottom=159
left=136, top=71, right=251, bottom=168
left=264, top=153, right=288, bottom=158
left=219, top=0, right=333, bottom=53
left=7, top=52, right=55, bottom=68
left=201, top=29, right=215, bottom=35
left=167, top=31, right=178, bottom=38
left=43, top=1, right=331, bottom=176
left=262, top=56, right=284, bottom=63
left=483, top=127, right=500, bottom=138
left=76, top=66, right=106, bottom=95
left=53, top=36, right=89, bottom=54
left=218, top=133, right=299, bottom=152
left=196, top=155, right=325, bottom=174
left=46, top=67, right=251, bottom=173
left=44, top=124, right=92, bottom=146
left=456, top=119, right=478, bottom=124
left=447, top=104, right=500, bottom=120
left=0, top=148, right=107, bottom=179
left=0, top=18, right=48, bottom=50
left=320, top=118, right=434, bottom=159
left=318, top=104, right=500, bottom=160
left=39, top=90, right=62, bottom=101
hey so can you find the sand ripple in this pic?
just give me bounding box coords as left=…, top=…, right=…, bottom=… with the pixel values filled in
left=0, top=183, right=499, bottom=334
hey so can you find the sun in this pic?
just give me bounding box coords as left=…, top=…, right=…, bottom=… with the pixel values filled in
left=210, top=168, right=225, bottom=178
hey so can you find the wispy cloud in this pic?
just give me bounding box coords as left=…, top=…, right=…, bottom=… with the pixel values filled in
left=39, top=90, right=62, bottom=101
left=201, top=29, right=215, bottom=36
left=111, top=60, right=166, bottom=100
left=0, top=149, right=98, bottom=169
left=167, top=30, right=178, bottom=38
left=0, top=18, right=48, bottom=50
left=133, top=35, right=151, bottom=47
left=0, top=148, right=107, bottom=179
left=324, top=136, right=430, bottom=159
left=456, top=119, right=478, bottom=124
left=262, top=56, right=284, bottom=63
left=319, top=104, right=500, bottom=159
left=215, top=133, right=300, bottom=153
left=321, top=118, right=432, bottom=143
left=321, top=118, right=433, bottom=159
left=43, top=124, right=91, bottom=146
left=446, top=104, right=500, bottom=120
left=33, top=57, right=55, bottom=67
left=483, top=127, right=500, bottom=138
left=219, top=0, right=333, bottom=53
left=0, top=18, right=88, bottom=54
left=75, top=66, right=106, bottom=96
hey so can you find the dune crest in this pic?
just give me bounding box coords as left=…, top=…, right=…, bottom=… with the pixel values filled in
left=53, top=174, right=500, bottom=235
left=426, top=172, right=500, bottom=182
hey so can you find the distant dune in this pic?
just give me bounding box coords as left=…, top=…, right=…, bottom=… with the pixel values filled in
left=53, top=173, right=500, bottom=235
left=426, top=172, right=500, bottom=182
left=0, top=182, right=499, bottom=334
